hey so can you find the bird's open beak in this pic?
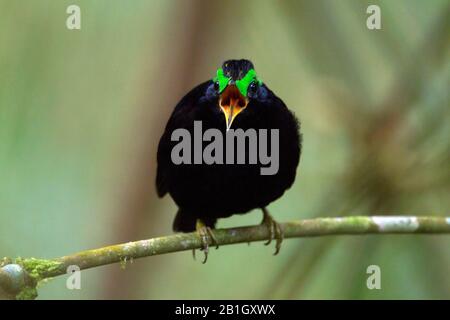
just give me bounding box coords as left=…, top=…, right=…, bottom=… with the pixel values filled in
left=219, top=84, right=248, bottom=131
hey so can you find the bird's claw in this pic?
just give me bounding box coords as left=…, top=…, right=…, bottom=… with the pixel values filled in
left=193, top=220, right=219, bottom=263
left=261, top=208, right=284, bottom=255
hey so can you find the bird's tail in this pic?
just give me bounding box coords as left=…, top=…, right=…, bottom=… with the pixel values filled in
left=173, top=209, right=217, bottom=232
left=173, top=209, right=197, bottom=232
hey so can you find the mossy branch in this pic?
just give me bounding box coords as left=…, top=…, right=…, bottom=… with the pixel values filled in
left=1, top=215, right=449, bottom=299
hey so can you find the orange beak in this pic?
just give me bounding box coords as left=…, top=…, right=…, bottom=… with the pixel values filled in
left=219, top=85, right=248, bottom=130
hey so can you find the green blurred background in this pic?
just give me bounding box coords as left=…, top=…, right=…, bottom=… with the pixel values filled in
left=0, top=0, right=449, bottom=299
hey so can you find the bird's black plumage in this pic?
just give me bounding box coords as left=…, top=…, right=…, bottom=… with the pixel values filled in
left=156, top=59, right=302, bottom=232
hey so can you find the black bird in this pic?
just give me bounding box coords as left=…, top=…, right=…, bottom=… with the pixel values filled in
left=156, top=59, right=301, bottom=261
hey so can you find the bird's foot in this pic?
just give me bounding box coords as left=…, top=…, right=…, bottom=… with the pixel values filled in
left=193, top=219, right=219, bottom=263
left=261, top=208, right=284, bottom=255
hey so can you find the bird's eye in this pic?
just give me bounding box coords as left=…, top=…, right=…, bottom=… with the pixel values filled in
left=248, top=81, right=258, bottom=96
left=213, top=81, right=220, bottom=92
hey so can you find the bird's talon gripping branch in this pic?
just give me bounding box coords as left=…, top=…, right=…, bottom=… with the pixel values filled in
left=261, top=208, right=284, bottom=255
left=263, top=218, right=274, bottom=246
left=261, top=208, right=274, bottom=245
left=273, top=220, right=284, bottom=255
left=194, top=220, right=219, bottom=263
left=206, top=227, right=219, bottom=250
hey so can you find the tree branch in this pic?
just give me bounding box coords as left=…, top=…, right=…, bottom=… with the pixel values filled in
left=1, top=215, right=449, bottom=299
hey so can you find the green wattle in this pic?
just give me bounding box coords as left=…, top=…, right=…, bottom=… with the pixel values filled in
left=236, top=69, right=257, bottom=97
left=213, top=68, right=262, bottom=96
left=213, top=68, right=230, bottom=93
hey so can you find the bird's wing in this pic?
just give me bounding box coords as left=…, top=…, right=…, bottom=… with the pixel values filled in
left=156, top=81, right=212, bottom=197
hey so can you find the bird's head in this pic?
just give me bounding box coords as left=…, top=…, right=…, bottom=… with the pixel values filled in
left=212, top=59, right=263, bottom=130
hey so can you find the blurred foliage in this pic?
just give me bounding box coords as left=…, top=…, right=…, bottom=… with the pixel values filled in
left=0, top=0, right=449, bottom=299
